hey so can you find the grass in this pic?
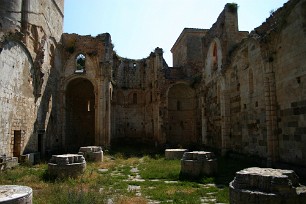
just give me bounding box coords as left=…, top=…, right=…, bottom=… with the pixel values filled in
left=0, top=151, right=258, bottom=204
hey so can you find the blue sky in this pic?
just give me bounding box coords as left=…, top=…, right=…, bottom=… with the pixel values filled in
left=64, top=0, right=288, bottom=66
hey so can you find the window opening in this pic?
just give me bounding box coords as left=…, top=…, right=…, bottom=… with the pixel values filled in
left=87, top=100, right=91, bottom=111
left=13, top=130, right=22, bottom=157
left=177, top=100, right=181, bottom=111
left=249, top=69, right=254, bottom=94
left=38, top=133, right=43, bottom=153
left=213, top=43, right=218, bottom=66
left=75, top=54, right=86, bottom=73
left=133, top=93, right=137, bottom=104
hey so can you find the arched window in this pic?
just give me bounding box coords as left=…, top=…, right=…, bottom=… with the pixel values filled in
left=75, top=54, right=85, bottom=73
left=206, top=39, right=222, bottom=76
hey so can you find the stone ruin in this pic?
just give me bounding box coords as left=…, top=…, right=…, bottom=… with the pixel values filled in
left=1, top=0, right=306, bottom=179
left=180, top=151, right=217, bottom=178
left=48, top=154, right=86, bottom=178
left=230, top=167, right=306, bottom=204
left=165, top=149, right=188, bottom=160
left=0, top=185, right=32, bottom=204
left=0, top=155, right=18, bottom=171
left=78, top=146, right=103, bottom=162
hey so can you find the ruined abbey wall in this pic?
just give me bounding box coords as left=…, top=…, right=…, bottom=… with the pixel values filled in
left=273, top=0, right=306, bottom=166
left=111, top=49, right=164, bottom=145
left=190, top=0, right=306, bottom=167
left=60, top=33, right=113, bottom=152
left=0, top=0, right=64, bottom=157
left=1, top=0, right=305, bottom=170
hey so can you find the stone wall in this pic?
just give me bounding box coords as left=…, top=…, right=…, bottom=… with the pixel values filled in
left=60, top=33, right=113, bottom=149
left=1, top=0, right=306, bottom=171
left=197, top=0, right=306, bottom=168
left=273, top=0, right=306, bottom=166
left=0, top=40, right=35, bottom=156
left=111, top=48, right=164, bottom=145
left=225, top=39, right=267, bottom=157
left=0, top=0, right=64, bottom=156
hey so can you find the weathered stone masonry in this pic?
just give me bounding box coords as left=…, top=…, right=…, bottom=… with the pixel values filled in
left=1, top=0, right=306, bottom=175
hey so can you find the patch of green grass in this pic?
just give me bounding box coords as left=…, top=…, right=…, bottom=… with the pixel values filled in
left=216, top=187, right=229, bottom=203
left=139, top=156, right=181, bottom=180
left=0, top=153, right=251, bottom=203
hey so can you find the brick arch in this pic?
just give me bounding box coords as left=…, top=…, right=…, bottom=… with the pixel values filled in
left=166, top=83, right=196, bottom=147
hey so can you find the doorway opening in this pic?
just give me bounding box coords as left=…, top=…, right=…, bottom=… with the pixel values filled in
left=13, top=130, right=22, bottom=157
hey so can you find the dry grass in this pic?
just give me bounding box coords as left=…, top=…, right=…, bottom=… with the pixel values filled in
left=116, top=196, right=148, bottom=204
left=0, top=154, right=234, bottom=203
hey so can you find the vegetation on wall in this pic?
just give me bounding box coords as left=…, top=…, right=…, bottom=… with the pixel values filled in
left=227, top=3, right=238, bottom=13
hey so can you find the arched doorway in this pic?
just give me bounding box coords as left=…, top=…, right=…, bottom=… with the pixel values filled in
left=65, top=78, right=95, bottom=152
left=167, top=83, right=196, bottom=147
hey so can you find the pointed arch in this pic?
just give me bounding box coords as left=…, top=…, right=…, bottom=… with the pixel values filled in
left=75, top=53, right=86, bottom=73
left=205, top=38, right=223, bottom=76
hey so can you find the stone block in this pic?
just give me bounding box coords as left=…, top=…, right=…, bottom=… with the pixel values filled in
left=165, top=149, right=188, bottom=160
left=180, top=151, right=217, bottom=179
left=78, top=146, right=103, bottom=162
left=48, top=154, right=86, bottom=178
left=230, top=167, right=306, bottom=204
left=0, top=156, right=18, bottom=170
left=20, top=153, right=35, bottom=164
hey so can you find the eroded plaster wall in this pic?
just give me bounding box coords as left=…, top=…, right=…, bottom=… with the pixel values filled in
left=0, top=41, right=35, bottom=156
left=111, top=48, right=165, bottom=145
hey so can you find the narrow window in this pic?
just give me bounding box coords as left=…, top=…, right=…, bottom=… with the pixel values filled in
left=87, top=100, right=91, bottom=111
left=249, top=69, right=254, bottom=94
left=133, top=93, right=137, bottom=104
left=75, top=54, right=86, bottom=73
left=177, top=100, right=181, bottom=111
left=213, top=43, right=218, bottom=65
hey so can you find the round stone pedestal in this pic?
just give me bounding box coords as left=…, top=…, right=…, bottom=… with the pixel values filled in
left=180, top=151, right=217, bottom=178
left=78, top=146, right=103, bottom=162
left=0, top=185, right=32, bottom=204
left=230, top=167, right=306, bottom=204
left=48, top=154, right=86, bottom=178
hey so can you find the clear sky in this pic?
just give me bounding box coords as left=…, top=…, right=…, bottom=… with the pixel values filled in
left=64, top=0, right=288, bottom=66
